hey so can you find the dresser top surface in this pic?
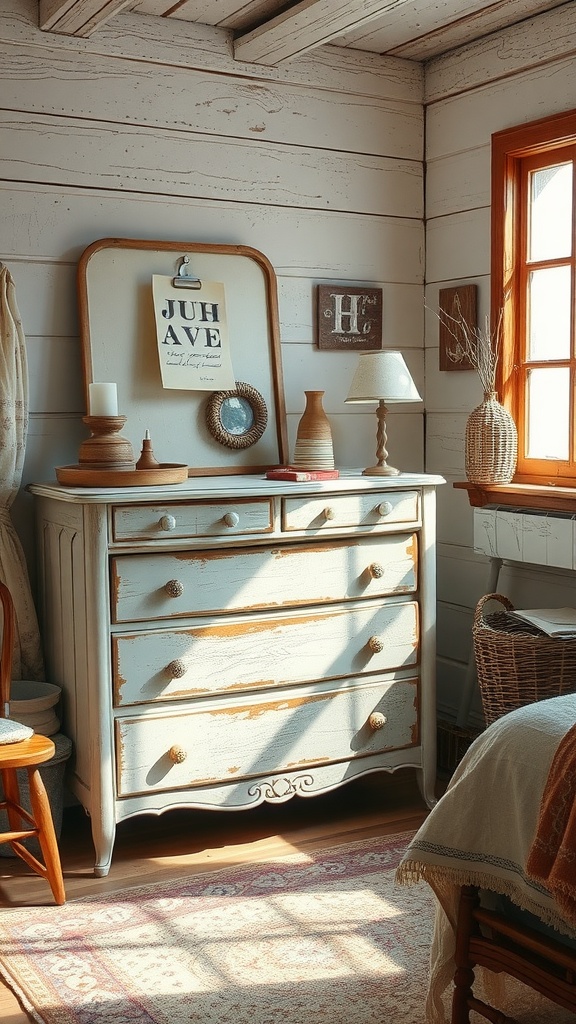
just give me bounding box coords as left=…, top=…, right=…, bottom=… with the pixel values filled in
left=29, top=470, right=445, bottom=504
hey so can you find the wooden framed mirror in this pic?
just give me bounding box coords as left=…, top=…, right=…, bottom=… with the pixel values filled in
left=78, top=237, right=288, bottom=475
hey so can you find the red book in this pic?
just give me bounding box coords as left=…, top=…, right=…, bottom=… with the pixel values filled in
left=266, top=467, right=340, bottom=482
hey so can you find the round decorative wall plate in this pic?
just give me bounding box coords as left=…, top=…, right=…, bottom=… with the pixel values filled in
left=205, top=382, right=268, bottom=450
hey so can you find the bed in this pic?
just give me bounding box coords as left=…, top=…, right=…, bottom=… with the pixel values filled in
left=396, top=693, right=576, bottom=1023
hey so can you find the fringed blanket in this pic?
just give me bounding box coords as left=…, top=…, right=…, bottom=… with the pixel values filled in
left=396, top=694, right=576, bottom=1023
left=527, top=720, right=576, bottom=926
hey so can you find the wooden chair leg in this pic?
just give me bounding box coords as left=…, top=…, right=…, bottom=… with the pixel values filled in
left=27, top=767, right=66, bottom=905
left=1, top=768, right=24, bottom=853
left=452, top=885, right=479, bottom=1024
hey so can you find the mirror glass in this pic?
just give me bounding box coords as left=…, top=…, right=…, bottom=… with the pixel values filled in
left=220, top=396, right=255, bottom=436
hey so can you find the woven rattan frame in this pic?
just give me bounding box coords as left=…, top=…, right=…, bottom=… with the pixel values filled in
left=205, top=382, right=267, bottom=450
left=473, top=593, right=576, bottom=725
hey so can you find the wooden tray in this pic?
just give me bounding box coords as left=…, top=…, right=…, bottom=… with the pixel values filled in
left=56, top=464, right=189, bottom=487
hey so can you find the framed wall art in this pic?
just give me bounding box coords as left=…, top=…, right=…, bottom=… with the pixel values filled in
left=316, top=284, right=382, bottom=351
left=438, top=284, right=477, bottom=371
left=78, top=238, right=288, bottom=475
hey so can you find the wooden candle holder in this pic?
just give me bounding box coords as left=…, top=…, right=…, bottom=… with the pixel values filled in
left=78, top=416, right=135, bottom=470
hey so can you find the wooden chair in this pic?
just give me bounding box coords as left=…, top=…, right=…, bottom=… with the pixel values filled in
left=0, top=581, right=65, bottom=904
left=452, top=884, right=576, bottom=1022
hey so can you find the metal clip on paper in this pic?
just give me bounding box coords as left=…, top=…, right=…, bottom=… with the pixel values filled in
left=172, top=255, right=202, bottom=289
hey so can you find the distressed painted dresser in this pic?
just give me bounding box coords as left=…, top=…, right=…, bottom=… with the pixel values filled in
left=30, top=471, right=443, bottom=875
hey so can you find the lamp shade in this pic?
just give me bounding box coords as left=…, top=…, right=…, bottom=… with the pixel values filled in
left=345, top=350, right=421, bottom=404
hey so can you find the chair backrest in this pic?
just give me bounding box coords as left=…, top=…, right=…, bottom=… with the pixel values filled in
left=0, top=581, right=14, bottom=718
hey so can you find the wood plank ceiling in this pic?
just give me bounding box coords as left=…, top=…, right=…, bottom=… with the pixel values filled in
left=38, top=0, right=572, bottom=63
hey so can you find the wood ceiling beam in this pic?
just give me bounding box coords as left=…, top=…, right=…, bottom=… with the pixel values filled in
left=39, top=0, right=133, bottom=36
left=233, top=0, right=402, bottom=65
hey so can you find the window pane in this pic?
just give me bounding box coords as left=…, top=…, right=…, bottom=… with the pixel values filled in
left=529, top=163, right=572, bottom=261
left=526, top=367, right=569, bottom=459
left=528, top=266, right=571, bottom=360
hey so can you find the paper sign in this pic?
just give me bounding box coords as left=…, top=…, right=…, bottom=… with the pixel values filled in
left=152, top=276, right=235, bottom=391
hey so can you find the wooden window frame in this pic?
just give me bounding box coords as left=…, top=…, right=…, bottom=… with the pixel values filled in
left=472, top=107, right=576, bottom=512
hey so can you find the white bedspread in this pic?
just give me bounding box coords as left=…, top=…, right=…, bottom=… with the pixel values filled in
left=396, top=694, right=576, bottom=1023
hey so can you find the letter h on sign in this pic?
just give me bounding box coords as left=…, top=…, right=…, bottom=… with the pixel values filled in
left=316, top=285, right=383, bottom=350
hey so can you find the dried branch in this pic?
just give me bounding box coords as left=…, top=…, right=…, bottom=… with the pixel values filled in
left=428, top=295, right=504, bottom=394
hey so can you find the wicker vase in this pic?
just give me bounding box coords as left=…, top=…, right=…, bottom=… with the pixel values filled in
left=293, top=390, right=334, bottom=469
left=465, top=391, right=517, bottom=484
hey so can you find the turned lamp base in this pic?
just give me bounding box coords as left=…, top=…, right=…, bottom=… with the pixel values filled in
left=362, top=401, right=400, bottom=477
left=362, top=463, right=400, bottom=476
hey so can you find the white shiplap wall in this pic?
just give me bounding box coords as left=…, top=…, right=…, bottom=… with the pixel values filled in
left=1, top=0, right=425, bottom=585
left=425, top=1, right=576, bottom=725
left=6, top=0, right=576, bottom=726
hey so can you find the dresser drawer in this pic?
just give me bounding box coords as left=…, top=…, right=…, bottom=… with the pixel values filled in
left=282, top=489, right=419, bottom=532
left=113, top=599, right=419, bottom=705
left=115, top=677, right=419, bottom=796
left=110, top=535, right=417, bottom=623
left=111, top=499, right=273, bottom=542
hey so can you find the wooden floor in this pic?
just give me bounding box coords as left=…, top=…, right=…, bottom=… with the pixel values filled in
left=0, top=769, right=432, bottom=1023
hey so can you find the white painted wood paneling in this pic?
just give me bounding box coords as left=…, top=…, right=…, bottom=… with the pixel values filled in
left=425, top=3, right=576, bottom=103
left=1, top=0, right=424, bottom=101
left=425, top=147, right=490, bottom=219
left=294, top=411, right=424, bottom=473
left=426, top=4, right=576, bottom=723
left=437, top=601, right=474, bottom=669
left=7, top=262, right=78, bottom=336
left=436, top=546, right=493, bottom=609
left=277, top=279, right=422, bottom=345
left=427, top=81, right=570, bottom=159
left=27, top=339, right=84, bottom=414
left=281, top=344, right=424, bottom=412
left=0, top=112, right=421, bottom=217
left=0, top=42, right=422, bottom=159
left=0, top=0, right=425, bottom=625
left=0, top=186, right=423, bottom=283
left=426, top=209, right=490, bottom=283
left=7, top=0, right=576, bottom=731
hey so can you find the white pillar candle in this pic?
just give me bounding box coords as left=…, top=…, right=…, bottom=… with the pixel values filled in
left=89, top=382, right=118, bottom=416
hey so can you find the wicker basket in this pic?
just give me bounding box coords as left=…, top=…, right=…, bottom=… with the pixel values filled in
left=437, top=720, right=481, bottom=775
left=473, top=593, right=576, bottom=725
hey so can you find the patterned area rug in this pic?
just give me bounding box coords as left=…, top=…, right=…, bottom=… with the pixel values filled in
left=0, top=832, right=435, bottom=1024
left=0, top=832, right=567, bottom=1024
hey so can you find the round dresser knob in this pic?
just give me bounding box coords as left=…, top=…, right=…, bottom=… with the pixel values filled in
left=159, top=514, right=176, bottom=532
left=223, top=511, right=240, bottom=528
left=168, top=744, right=187, bottom=764
left=369, top=563, right=384, bottom=579
left=377, top=501, right=393, bottom=517
left=166, top=658, right=186, bottom=679
left=368, top=635, right=384, bottom=653
left=164, top=579, right=184, bottom=598
left=368, top=712, right=387, bottom=731
left=323, top=507, right=335, bottom=521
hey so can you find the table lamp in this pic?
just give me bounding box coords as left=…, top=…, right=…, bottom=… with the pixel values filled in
left=345, top=350, right=422, bottom=475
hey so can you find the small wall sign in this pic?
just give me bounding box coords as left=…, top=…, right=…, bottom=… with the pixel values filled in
left=438, top=284, right=477, bottom=371
left=316, top=285, right=382, bottom=350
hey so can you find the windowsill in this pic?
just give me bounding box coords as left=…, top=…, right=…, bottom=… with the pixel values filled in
left=454, top=481, right=576, bottom=513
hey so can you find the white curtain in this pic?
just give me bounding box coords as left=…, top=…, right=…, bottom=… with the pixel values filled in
left=0, top=264, right=44, bottom=680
